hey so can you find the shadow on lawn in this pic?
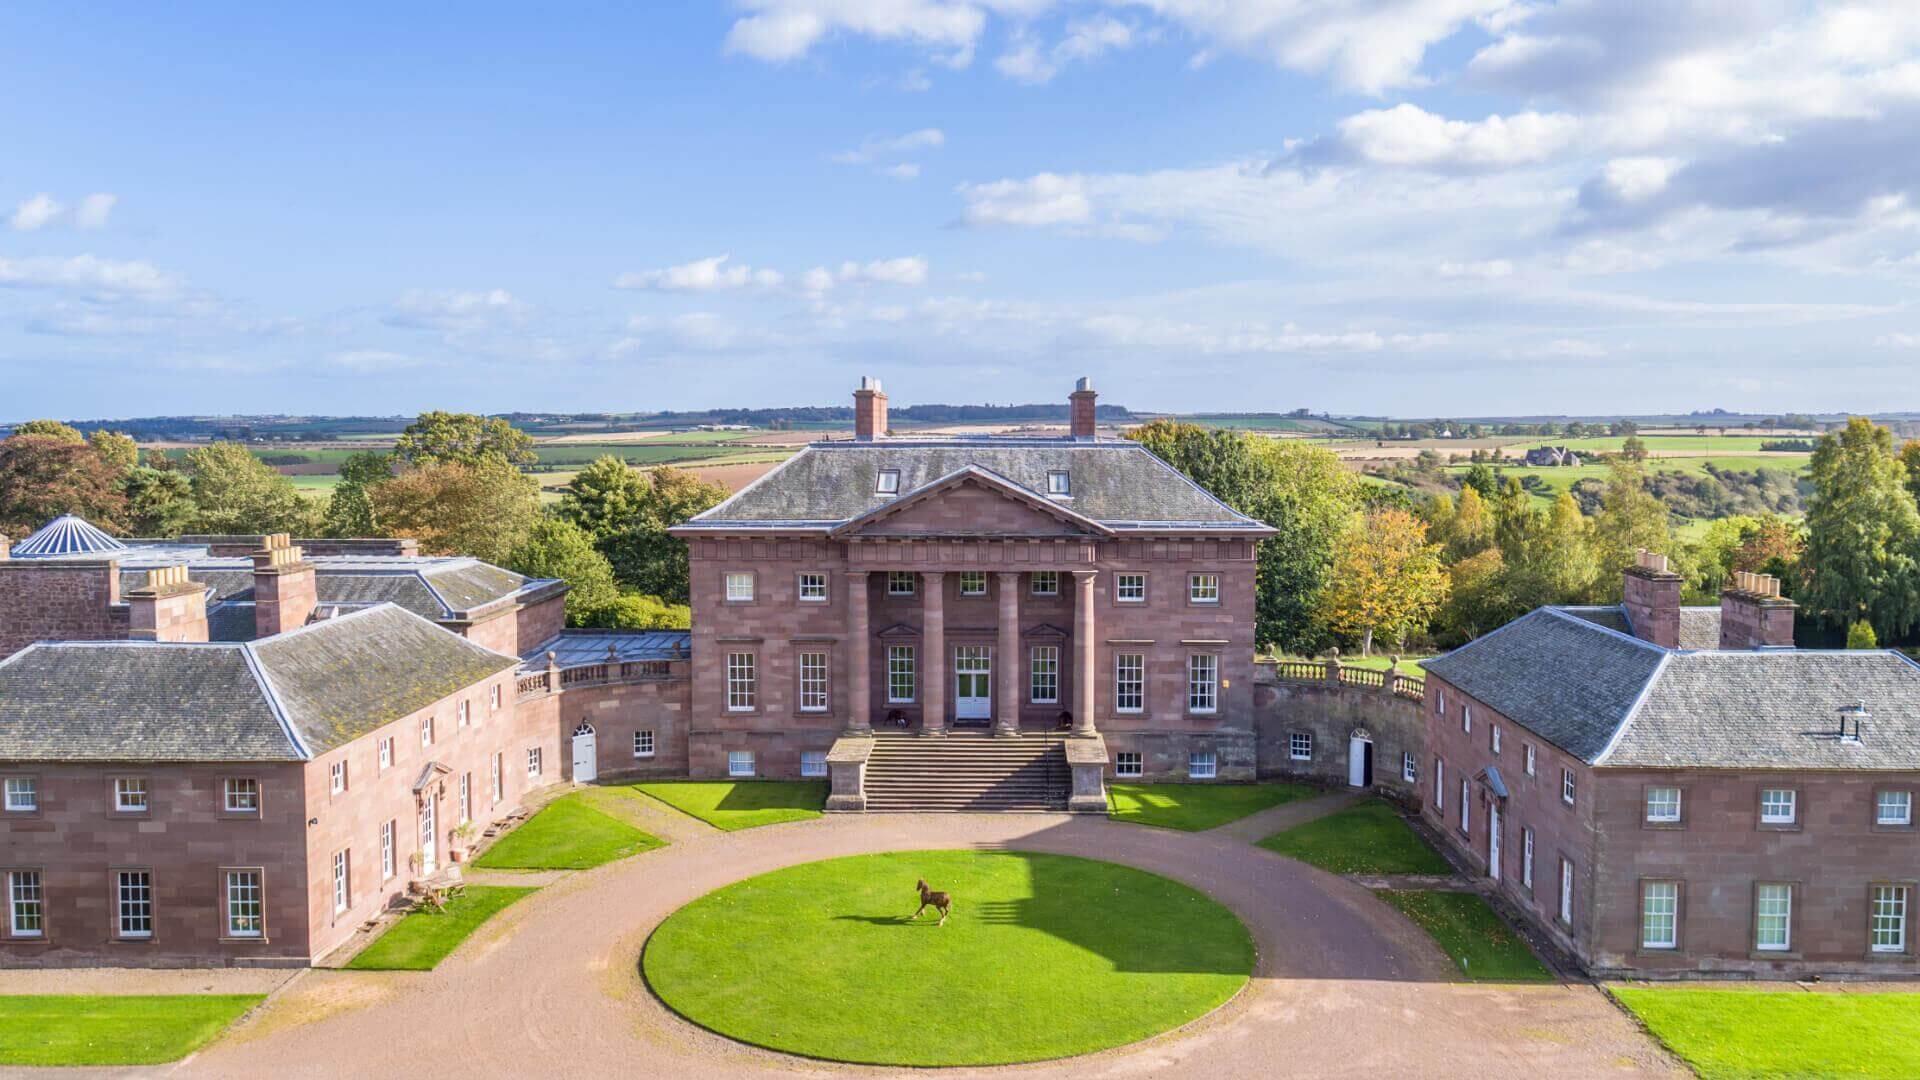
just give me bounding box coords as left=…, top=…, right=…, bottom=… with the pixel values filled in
left=711, top=781, right=828, bottom=812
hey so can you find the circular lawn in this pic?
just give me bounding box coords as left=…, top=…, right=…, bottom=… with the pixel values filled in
left=641, top=850, right=1252, bottom=1066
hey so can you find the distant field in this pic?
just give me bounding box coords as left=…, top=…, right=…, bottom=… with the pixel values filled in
left=1441, top=454, right=1810, bottom=505
left=1187, top=414, right=1370, bottom=434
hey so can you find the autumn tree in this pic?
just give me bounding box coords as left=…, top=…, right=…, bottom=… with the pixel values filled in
left=10, top=419, right=84, bottom=443
left=1321, top=507, right=1449, bottom=656
left=1591, top=461, right=1674, bottom=600
left=370, top=457, right=540, bottom=564
left=1801, top=417, right=1920, bottom=638
left=88, top=431, right=139, bottom=472
left=506, top=517, right=620, bottom=624
left=392, top=411, right=536, bottom=469
left=185, top=441, right=322, bottom=535
left=0, top=434, right=129, bottom=535
left=1438, top=547, right=1510, bottom=644
left=121, top=467, right=198, bottom=536
left=323, top=450, right=394, bottom=537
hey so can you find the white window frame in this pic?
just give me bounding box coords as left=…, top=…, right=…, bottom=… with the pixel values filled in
left=1435, top=758, right=1445, bottom=809
left=1524, top=743, right=1536, bottom=777
left=1760, top=788, right=1797, bottom=824
left=1114, top=653, right=1145, bottom=714
left=1491, top=724, right=1501, bottom=754
left=1562, top=768, right=1576, bottom=807
left=457, top=700, right=470, bottom=728
left=1460, top=778, right=1470, bottom=834
left=1756, top=883, right=1792, bottom=952
left=223, top=778, right=260, bottom=814
left=1188, top=572, right=1220, bottom=604
left=1402, top=752, right=1416, bottom=782
left=798, top=572, right=828, bottom=602
left=1522, top=827, right=1535, bottom=889
left=1289, top=731, right=1313, bottom=761
left=958, top=570, right=987, bottom=596
left=1641, top=882, right=1679, bottom=950
left=378, top=737, right=393, bottom=771
left=1463, top=705, right=1472, bottom=734
left=726, top=652, right=757, bottom=711
left=4, top=777, right=36, bottom=812
left=114, top=777, right=149, bottom=813
left=1871, top=885, right=1910, bottom=953
left=420, top=715, right=433, bottom=748
left=1115, top=752, right=1143, bottom=778
left=633, top=730, right=655, bottom=758
left=1559, top=858, right=1574, bottom=924
left=380, top=821, right=396, bottom=881
left=226, top=870, right=264, bottom=938
left=875, top=469, right=900, bottom=495
left=1187, top=750, right=1217, bottom=780
left=887, top=571, right=915, bottom=596
left=330, top=761, right=346, bottom=795
left=1046, top=470, right=1070, bottom=495
left=1115, top=573, right=1146, bottom=603
left=1030, top=645, right=1059, bottom=704
left=490, top=684, right=501, bottom=712
left=1030, top=570, right=1059, bottom=596
left=1646, top=787, right=1682, bottom=824
left=117, top=870, right=153, bottom=939
left=799, top=651, right=830, bottom=712
left=490, top=753, right=502, bottom=805
left=800, top=751, right=828, bottom=778
left=8, top=870, right=44, bottom=937
left=728, top=750, right=755, bottom=778
left=725, top=572, right=754, bottom=603
left=458, top=774, right=471, bottom=824
left=1877, top=791, right=1912, bottom=826
left=1188, top=654, right=1218, bottom=714
left=887, top=645, right=916, bottom=704
left=527, top=747, right=543, bottom=778
left=332, top=851, right=349, bottom=915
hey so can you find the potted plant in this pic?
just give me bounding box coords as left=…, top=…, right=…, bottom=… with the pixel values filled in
left=449, top=821, right=477, bottom=862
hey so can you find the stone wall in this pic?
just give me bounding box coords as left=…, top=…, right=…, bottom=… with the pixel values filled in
left=0, top=561, right=125, bottom=659
left=1252, top=659, right=1426, bottom=797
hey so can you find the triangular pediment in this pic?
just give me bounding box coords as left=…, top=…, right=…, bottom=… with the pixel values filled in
left=832, top=467, right=1113, bottom=539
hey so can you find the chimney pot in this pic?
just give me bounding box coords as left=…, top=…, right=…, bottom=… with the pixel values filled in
left=1069, top=377, right=1098, bottom=440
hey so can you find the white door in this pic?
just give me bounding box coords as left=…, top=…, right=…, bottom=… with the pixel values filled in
left=954, top=646, right=991, bottom=721
left=572, top=722, right=598, bottom=783
left=418, top=797, right=437, bottom=876
left=1488, top=802, right=1503, bottom=881
left=1347, top=737, right=1371, bottom=787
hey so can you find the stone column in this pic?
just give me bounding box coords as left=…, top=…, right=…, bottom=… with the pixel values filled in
left=846, top=571, right=872, bottom=735
left=995, top=571, right=1022, bottom=737
left=921, top=571, right=946, bottom=736
left=1071, top=569, right=1098, bottom=737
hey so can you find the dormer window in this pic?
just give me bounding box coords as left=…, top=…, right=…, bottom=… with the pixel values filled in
left=1047, top=470, right=1070, bottom=496
left=875, top=469, right=901, bottom=495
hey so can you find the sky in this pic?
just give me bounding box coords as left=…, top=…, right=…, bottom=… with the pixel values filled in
left=3, top=2, right=1920, bottom=421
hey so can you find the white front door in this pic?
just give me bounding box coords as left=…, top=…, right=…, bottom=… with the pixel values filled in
left=954, top=646, right=991, bottom=721
left=418, top=797, right=437, bottom=876
left=1488, top=802, right=1503, bottom=881
left=1348, top=737, right=1371, bottom=787
left=572, top=722, right=598, bottom=783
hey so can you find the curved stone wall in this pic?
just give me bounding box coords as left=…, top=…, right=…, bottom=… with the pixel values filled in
left=1253, top=661, right=1426, bottom=799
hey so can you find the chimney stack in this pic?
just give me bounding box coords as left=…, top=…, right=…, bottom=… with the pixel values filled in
left=1621, top=549, right=1681, bottom=649
left=126, top=564, right=209, bottom=643
left=1719, top=570, right=1796, bottom=650
left=253, top=533, right=318, bottom=638
left=1069, top=376, right=1097, bottom=440
left=853, top=376, right=888, bottom=441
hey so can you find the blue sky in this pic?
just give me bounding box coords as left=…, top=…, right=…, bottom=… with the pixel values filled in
left=3, top=2, right=1919, bottom=420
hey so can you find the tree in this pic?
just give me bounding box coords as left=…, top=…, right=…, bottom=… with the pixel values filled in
left=1900, top=440, right=1920, bottom=508
left=577, top=591, right=692, bottom=630
left=1320, top=507, right=1449, bottom=656
left=10, top=419, right=84, bottom=443
left=370, top=457, right=540, bottom=564
left=1540, top=492, right=1600, bottom=602
left=1847, top=619, right=1879, bottom=649
left=1249, top=440, right=1360, bottom=655
left=1591, top=461, right=1673, bottom=600
left=184, top=442, right=322, bottom=535
left=1800, top=417, right=1920, bottom=638
left=1438, top=547, right=1511, bottom=645
left=506, top=517, right=619, bottom=624
left=1126, top=419, right=1273, bottom=509
left=392, top=411, right=536, bottom=469
left=88, top=431, right=139, bottom=472
left=1620, top=435, right=1648, bottom=463
left=609, top=467, right=727, bottom=602
left=121, top=467, right=198, bottom=537
left=1435, top=485, right=1494, bottom=561
left=1732, top=514, right=1803, bottom=581
left=0, top=434, right=128, bottom=535
left=1460, top=462, right=1499, bottom=498
left=557, top=455, right=652, bottom=539
left=323, top=451, right=394, bottom=537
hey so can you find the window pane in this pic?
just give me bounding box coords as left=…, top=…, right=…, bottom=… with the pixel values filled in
left=117, top=871, right=153, bottom=937
left=1189, top=573, right=1219, bottom=602
left=1117, top=574, right=1145, bottom=602
left=728, top=751, right=754, bottom=778
left=726, top=653, right=757, bottom=710
left=1646, top=787, right=1681, bottom=822
left=227, top=871, right=264, bottom=936
left=1872, top=886, right=1909, bottom=952
left=887, top=646, right=915, bottom=703
left=1115, top=654, right=1144, bottom=712
left=1030, top=571, right=1058, bottom=596
left=1878, top=791, right=1912, bottom=825
left=1187, top=654, right=1217, bottom=712
left=1641, top=882, right=1678, bottom=948
left=1755, top=884, right=1791, bottom=950
left=9, top=871, right=43, bottom=936
left=1760, top=789, right=1795, bottom=822
left=1030, top=646, right=1058, bottom=704
left=725, top=573, right=753, bottom=602
left=1187, top=751, right=1216, bottom=779
left=1116, top=752, right=1142, bottom=777
left=888, top=571, right=915, bottom=595
left=800, top=751, right=827, bottom=778
left=799, top=652, right=829, bottom=711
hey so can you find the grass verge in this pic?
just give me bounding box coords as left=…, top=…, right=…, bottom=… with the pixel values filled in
left=1107, top=782, right=1315, bottom=831
left=1611, top=987, right=1920, bottom=1079
left=0, top=994, right=265, bottom=1066
left=630, top=780, right=825, bottom=831
left=345, top=885, right=537, bottom=970
left=1375, top=890, right=1552, bottom=982
left=473, top=793, right=664, bottom=870
left=1257, top=799, right=1453, bottom=874
left=643, top=850, right=1251, bottom=1066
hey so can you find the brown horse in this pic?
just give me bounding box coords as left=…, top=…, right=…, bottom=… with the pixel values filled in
left=910, top=879, right=952, bottom=926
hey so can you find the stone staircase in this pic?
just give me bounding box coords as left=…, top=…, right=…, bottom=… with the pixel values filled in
left=864, top=731, right=1070, bottom=812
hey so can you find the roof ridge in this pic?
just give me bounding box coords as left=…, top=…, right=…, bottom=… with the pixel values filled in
left=238, top=639, right=312, bottom=760
left=1542, top=604, right=1668, bottom=654
left=686, top=441, right=813, bottom=523
left=1592, top=649, right=1673, bottom=766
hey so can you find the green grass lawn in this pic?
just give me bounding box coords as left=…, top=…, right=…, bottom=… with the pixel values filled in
left=1258, top=800, right=1453, bottom=875
left=1375, top=890, right=1551, bottom=982
left=473, top=793, right=664, bottom=870
left=1107, top=782, right=1315, bottom=831
left=344, top=885, right=537, bottom=971
left=1612, top=988, right=1920, bottom=1079
left=630, top=780, right=826, bottom=831
left=643, top=850, right=1252, bottom=1066
left=0, top=994, right=265, bottom=1066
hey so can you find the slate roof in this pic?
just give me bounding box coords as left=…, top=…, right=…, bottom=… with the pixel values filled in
left=1561, top=604, right=1723, bottom=650
left=521, top=629, right=692, bottom=668
left=115, top=557, right=549, bottom=621
left=677, top=439, right=1271, bottom=533
left=0, top=604, right=517, bottom=763
left=1425, top=605, right=1920, bottom=771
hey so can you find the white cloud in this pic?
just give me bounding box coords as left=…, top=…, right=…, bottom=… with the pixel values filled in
left=1437, top=259, right=1515, bottom=279
left=723, top=0, right=989, bottom=66
left=7, top=192, right=114, bottom=231
left=387, top=288, right=525, bottom=332
left=958, top=172, right=1093, bottom=227
left=997, top=15, right=1141, bottom=84
left=1327, top=104, right=1579, bottom=169
left=838, top=256, right=929, bottom=285
left=0, top=254, right=179, bottom=298
left=1534, top=338, right=1607, bottom=357
left=330, top=349, right=430, bottom=372
left=877, top=162, right=922, bottom=180
left=1877, top=332, right=1920, bottom=348
left=615, top=254, right=785, bottom=292
left=833, top=127, right=945, bottom=164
